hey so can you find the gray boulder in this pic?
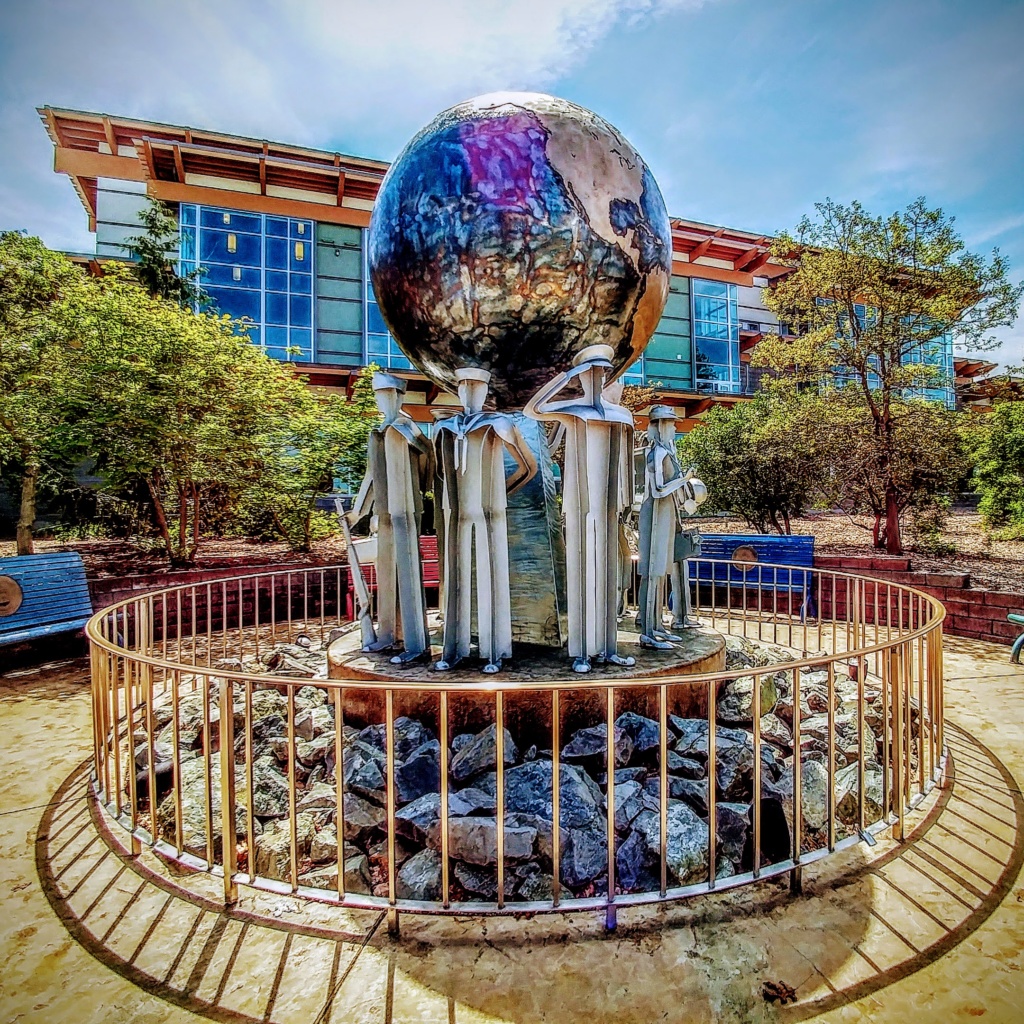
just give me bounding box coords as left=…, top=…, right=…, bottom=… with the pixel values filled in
left=450, top=724, right=518, bottom=782
left=633, top=802, right=710, bottom=886
left=396, top=848, right=443, bottom=901
left=561, top=724, right=633, bottom=767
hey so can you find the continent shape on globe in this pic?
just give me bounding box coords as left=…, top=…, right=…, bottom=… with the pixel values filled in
left=368, top=92, right=673, bottom=409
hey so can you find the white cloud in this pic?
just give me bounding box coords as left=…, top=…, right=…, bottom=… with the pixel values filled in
left=0, top=0, right=712, bottom=250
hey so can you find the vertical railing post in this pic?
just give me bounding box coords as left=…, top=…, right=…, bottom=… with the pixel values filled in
left=220, top=675, right=238, bottom=905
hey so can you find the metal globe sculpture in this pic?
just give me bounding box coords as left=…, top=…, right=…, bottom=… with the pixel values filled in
left=368, top=92, right=673, bottom=409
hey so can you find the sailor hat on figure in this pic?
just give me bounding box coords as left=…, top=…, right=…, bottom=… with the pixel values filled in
left=454, top=367, right=491, bottom=384
left=372, top=371, right=407, bottom=393
left=572, top=343, right=615, bottom=368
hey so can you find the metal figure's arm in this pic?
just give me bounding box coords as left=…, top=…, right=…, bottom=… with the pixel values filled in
left=346, top=468, right=374, bottom=525
left=651, top=447, right=687, bottom=500
left=502, top=423, right=539, bottom=496
left=523, top=363, right=586, bottom=421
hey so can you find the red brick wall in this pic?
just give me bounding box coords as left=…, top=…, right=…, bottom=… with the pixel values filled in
left=814, top=555, right=1023, bottom=645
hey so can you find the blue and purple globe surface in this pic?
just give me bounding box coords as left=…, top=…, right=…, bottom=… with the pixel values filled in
left=368, top=92, right=673, bottom=409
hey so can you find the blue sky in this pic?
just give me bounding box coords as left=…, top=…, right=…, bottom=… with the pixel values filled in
left=2, top=0, right=1022, bottom=363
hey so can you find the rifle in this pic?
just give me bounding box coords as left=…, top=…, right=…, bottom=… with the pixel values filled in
left=338, top=505, right=377, bottom=650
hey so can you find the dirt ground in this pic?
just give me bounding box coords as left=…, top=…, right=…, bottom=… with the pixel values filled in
left=3, top=504, right=1023, bottom=593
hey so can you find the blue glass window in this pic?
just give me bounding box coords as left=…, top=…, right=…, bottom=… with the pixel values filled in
left=179, top=203, right=315, bottom=363
left=362, top=232, right=412, bottom=370
left=290, top=295, right=312, bottom=327
left=692, top=279, right=740, bottom=393
left=205, top=286, right=261, bottom=323
left=266, top=292, right=288, bottom=325
left=266, top=236, right=288, bottom=269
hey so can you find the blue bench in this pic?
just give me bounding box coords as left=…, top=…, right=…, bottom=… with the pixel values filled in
left=0, top=552, right=94, bottom=647
left=692, top=534, right=816, bottom=619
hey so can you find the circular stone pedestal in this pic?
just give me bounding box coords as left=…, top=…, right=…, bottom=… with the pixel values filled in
left=327, top=615, right=725, bottom=743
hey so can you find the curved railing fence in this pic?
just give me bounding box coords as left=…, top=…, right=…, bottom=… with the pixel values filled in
left=86, top=560, right=945, bottom=932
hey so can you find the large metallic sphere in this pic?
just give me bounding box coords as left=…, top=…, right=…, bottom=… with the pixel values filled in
left=368, top=92, right=673, bottom=409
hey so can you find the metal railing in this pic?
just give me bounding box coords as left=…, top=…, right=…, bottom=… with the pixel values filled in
left=86, top=560, right=946, bottom=933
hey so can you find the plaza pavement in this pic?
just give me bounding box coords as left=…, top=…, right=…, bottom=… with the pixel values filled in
left=1, top=633, right=1022, bottom=1023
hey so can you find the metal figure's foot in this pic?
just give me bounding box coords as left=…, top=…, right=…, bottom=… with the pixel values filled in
left=640, top=634, right=675, bottom=650
left=654, top=628, right=683, bottom=642
left=433, top=658, right=460, bottom=672
left=573, top=657, right=592, bottom=674
left=672, top=616, right=702, bottom=630
left=482, top=661, right=501, bottom=675
left=365, top=638, right=396, bottom=653
left=606, top=653, right=635, bottom=667
left=390, top=649, right=428, bottom=665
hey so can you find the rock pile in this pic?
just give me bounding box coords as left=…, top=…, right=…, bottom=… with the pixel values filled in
left=141, top=634, right=904, bottom=903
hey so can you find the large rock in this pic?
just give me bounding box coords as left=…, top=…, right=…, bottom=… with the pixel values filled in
left=449, top=786, right=496, bottom=816
left=503, top=760, right=601, bottom=829
left=394, top=739, right=441, bottom=805
left=453, top=861, right=518, bottom=900
left=615, top=712, right=661, bottom=754
left=254, top=812, right=316, bottom=881
left=835, top=761, right=885, bottom=824
left=717, top=674, right=780, bottom=724
left=632, top=802, right=710, bottom=886
left=249, top=756, right=291, bottom=818
left=616, top=828, right=656, bottom=891
left=562, top=822, right=608, bottom=888
left=437, top=817, right=536, bottom=866
left=337, top=791, right=386, bottom=841
left=157, top=755, right=254, bottom=860
left=295, top=705, right=333, bottom=741
left=562, top=724, right=633, bottom=767
left=716, top=802, right=750, bottom=866
left=394, top=791, right=442, bottom=844
left=300, top=853, right=371, bottom=892
left=359, top=717, right=435, bottom=762
left=295, top=734, right=334, bottom=767
left=342, top=743, right=386, bottom=803
left=775, top=758, right=831, bottom=834
left=396, top=848, right=443, bottom=901
left=450, top=724, right=518, bottom=782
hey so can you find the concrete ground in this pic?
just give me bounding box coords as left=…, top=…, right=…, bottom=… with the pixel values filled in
left=1, top=634, right=1022, bottom=1023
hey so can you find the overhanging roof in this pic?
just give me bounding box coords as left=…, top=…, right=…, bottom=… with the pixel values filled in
left=40, top=106, right=780, bottom=282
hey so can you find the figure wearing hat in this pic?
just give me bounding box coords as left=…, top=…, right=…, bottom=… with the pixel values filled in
left=524, top=345, right=635, bottom=673
left=433, top=368, right=537, bottom=673
left=637, top=405, right=707, bottom=646
left=346, top=372, right=434, bottom=664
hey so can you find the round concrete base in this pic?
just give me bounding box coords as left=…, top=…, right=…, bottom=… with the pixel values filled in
left=326, top=615, right=726, bottom=740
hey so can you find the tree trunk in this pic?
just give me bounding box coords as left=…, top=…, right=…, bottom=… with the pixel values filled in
left=146, top=478, right=176, bottom=565
left=884, top=485, right=902, bottom=555
left=16, top=463, right=38, bottom=555
left=871, top=513, right=883, bottom=549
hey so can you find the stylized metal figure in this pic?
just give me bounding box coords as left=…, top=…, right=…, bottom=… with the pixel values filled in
left=525, top=345, right=635, bottom=673
left=433, top=368, right=537, bottom=674
left=346, top=372, right=434, bottom=664
left=637, top=405, right=708, bottom=647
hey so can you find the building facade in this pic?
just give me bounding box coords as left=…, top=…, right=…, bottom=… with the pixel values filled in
left=40, top=107, right=956, bottom=422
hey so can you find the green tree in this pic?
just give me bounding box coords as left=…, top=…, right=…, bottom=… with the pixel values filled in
left=756, top=197, right=1021, bottom=553
left=677, top=386, right=820, bottom=534
left=245, top=367, right=380, bottom=551
left=790, top=385, right=969, bottom=548
left=969, top=401, right=1024, bottom=538
left=0, top=232, right=84, bottom=554
left=126, top=199, right=203, bottom=306
left=43, top=267, right=303, bottom=567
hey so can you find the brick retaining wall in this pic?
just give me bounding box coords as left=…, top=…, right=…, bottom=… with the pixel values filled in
left=814, top=555, right=1023, bottom=645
